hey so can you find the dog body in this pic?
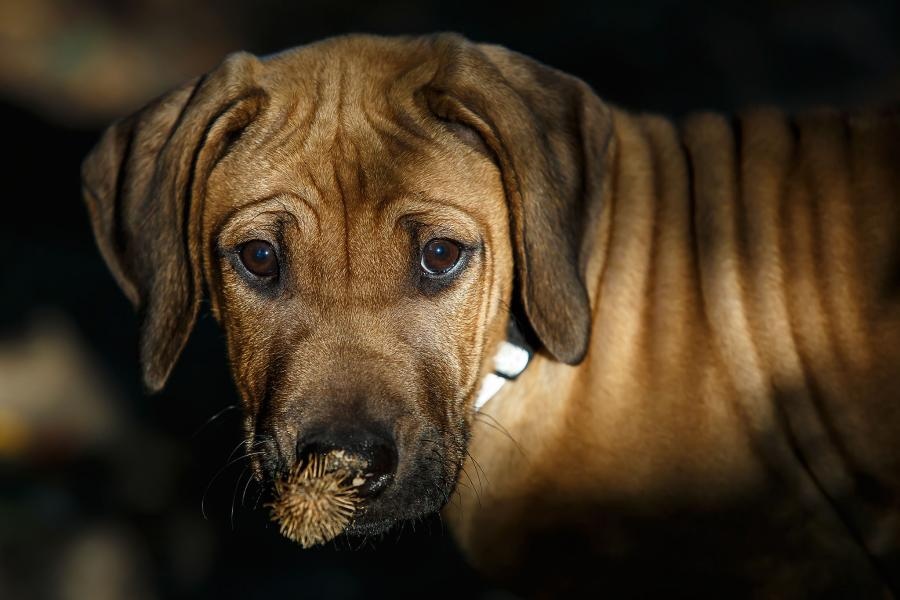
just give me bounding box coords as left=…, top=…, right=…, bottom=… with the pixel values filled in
left=450, top=109, right=900, bottom=595
left=82, top=34, right=900, bottom=596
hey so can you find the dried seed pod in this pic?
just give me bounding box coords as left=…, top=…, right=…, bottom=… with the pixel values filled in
left=267, top=451, right=363, bottom=548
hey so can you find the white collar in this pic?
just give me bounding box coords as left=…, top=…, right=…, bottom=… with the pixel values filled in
left=474, top=337, right=532, bottom=411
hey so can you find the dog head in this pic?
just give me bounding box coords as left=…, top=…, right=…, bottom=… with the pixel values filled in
left=81, top=34, right=610, bottom=535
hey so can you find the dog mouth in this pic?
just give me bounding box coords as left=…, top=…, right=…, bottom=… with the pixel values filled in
left=266, top=449, right=370, bottom=548
left=257, top=437, right=462, bottom=546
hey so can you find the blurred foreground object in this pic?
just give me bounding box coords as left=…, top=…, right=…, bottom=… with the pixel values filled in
left=0, top=313, right=121, bottom=458
left=0, top=314, right=197, bottom=599
left=0, top=0, right=237, bottom=126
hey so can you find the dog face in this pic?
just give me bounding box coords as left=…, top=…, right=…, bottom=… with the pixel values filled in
left=203, top=48, right=513, bottom=528
left=82, top=34, right=611, bottom=534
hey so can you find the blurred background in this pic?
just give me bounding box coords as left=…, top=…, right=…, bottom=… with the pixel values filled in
left=2, top=0, right=899, bottom=598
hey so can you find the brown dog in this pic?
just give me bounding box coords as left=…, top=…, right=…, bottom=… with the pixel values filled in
left=82, top=33, right=900, bottom=596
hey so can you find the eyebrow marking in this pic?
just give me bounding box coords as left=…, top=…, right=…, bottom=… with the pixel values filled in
left=275, top=193, right=319, bottom=234
left=215, top=192, right=320, bottom=241
left=401, top=190, right=485, bottom=216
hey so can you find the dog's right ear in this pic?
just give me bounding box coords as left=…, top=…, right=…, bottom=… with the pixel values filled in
left=82, top=52, right=267, bottom=392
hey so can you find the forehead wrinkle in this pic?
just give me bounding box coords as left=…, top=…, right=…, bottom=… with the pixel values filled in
left=372, top=66, right=442, bottom=154
left=386, top=59, right=440, bottom=138
left=360, top=102, right=427, bottom=157
left=303, top=163, right=330, bottom=208
left=387, top=100, right=438, bottom=154
left=257, top=94, right=300, bottom=153
left=262, top=63, right=328, bottom=156
left=259, top=58, right=444, bottom=203
left=257, top=39, right=443, bottom=160
left=283, top=59, right=348, bottom=154
left=331, top=155, right=353, bottom=289
left=323, top=53, right=438, bottom=156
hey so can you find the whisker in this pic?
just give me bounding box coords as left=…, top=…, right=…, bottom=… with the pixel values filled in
left=231, top=466, right=250, bottom=530
left=253, top=486, right=266, bottom=510
left=459, top=466, right=482, bottom=507
left=465, top=449, right=489, bottom=496
left=223, top=438, right=253, bottom=466
left=475, top=412, right=526, bottom=457
left=451, top=488, right=463, bottom=510
left=394, top=519, right=406, bottom=544
left=191, top=404, right=240, bottom=438
left=202, top=451, right=266, bottom=520
left=241, top=466, right=257, bottom=508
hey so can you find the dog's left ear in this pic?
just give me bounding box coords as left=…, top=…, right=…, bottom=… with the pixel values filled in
left=425, top=34, right=612, bottom=364
left=81, top=52, right=267, bottom=391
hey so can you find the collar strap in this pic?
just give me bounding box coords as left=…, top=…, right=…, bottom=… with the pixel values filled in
left=474, top=321, right=533, bottom=411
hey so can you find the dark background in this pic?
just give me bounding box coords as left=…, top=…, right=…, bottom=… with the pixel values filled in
left=2, top=1, right=899, bottom=598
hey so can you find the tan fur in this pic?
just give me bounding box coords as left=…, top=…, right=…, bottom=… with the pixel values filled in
left=81, top=34, right=900, bottom=597
left=451, top=108, right=900, bottom=595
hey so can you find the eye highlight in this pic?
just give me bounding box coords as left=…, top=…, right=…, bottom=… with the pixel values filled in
left=239, top=240, right=279, bottom=277
left=421, top=238, right=462, bottom=275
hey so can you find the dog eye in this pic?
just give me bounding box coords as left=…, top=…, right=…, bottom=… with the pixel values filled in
left=421, top=238, right=461, bottom=275
left=239, top=240, right=279, bottom=277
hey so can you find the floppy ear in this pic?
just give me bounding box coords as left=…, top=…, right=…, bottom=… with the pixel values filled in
left=425, top=34, right=612, bottom=364
left=81, top=52, right=267, bottom=391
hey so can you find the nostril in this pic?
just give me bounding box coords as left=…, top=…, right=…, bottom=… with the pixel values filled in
left=295, top=433, right=397, bottom=499
left=357, top=442, right=397, bottom=498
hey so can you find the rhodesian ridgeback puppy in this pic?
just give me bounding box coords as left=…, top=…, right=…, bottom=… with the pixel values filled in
left=81, top=33, right=900, bottom=596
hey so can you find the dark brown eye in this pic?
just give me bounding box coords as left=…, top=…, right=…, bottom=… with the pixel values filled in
left=239, top=240, right=278, bottom=277
left=421, top=238, right=461, bottom=275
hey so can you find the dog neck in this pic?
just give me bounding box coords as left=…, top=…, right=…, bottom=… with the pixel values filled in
left=473, top=321, right=533, bottom=411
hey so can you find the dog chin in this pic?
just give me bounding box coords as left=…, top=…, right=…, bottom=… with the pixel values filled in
left=343, top=500, right=444, bottom=537
left=343, top=478, right=458, bottom=537
left=343, top=516, right=400, bottom=537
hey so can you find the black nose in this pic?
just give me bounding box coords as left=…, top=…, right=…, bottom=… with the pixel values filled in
left=296, top=425, right=397, bottom=498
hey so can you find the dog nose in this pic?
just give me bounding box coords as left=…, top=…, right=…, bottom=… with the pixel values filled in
left=296, top=426, right=397, bottom=498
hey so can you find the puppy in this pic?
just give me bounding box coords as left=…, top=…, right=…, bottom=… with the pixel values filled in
left=82, top=34, right=900, bottom=596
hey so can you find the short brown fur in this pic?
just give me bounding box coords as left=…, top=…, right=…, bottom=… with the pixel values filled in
left=82, top=34, right=900, bottom=596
